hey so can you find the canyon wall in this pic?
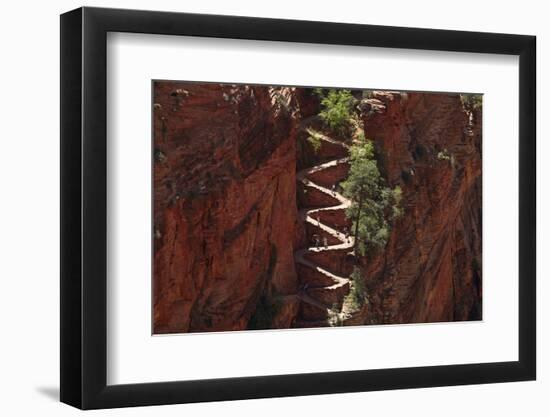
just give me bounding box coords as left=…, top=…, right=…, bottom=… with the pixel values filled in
left=358, top=92, right=482, bottom=324
left=153, top=83, right=301, bottom=333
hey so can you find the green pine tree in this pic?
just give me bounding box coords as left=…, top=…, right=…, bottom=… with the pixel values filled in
left=341, top=139, right=402, bottom=256
left=317, top=89, right=356, bottom=134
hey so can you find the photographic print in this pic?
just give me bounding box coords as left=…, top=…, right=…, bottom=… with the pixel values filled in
left=152, top=81, right=482, bottom=334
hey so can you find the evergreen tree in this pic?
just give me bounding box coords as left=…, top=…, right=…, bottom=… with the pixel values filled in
left=341, top=139, right=402, bottom=256
left=347, top=267, right=367, bottom=308
left=316, top=89, right=356, bottom=134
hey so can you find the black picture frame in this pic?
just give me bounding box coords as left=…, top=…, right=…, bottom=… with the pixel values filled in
left=60, top=6, right=536, bottom=410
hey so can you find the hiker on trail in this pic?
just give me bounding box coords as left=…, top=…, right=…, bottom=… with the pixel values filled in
left=346, top=230, right=352, bottom=244
left=323, top=237, right=328, bottom=248
left=331, top=184, right=336, bottom=195
left=313, top=234, right=320, bottom=248
left=316, top=216, right=320, bottom=226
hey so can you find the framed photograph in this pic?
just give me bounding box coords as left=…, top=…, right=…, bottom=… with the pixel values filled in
left=60, top=6, right=536, bottom=409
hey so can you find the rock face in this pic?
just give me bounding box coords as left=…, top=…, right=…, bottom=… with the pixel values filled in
left=153, top=82, right=301, bottom=333
left=358, top=92, right=482, bottom=324
left=153, top=84, right=482, bottom=334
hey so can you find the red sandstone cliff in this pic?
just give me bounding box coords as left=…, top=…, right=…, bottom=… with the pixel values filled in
left=358, top=92, right=482, bottom=324
left=153, top=83, right=301, bottom=333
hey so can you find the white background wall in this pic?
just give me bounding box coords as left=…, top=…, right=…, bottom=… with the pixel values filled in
left=0, top=0, right=546, bottom=415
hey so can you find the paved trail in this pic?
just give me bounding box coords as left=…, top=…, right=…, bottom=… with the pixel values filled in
left=293, top=131, right=355, bottom=327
